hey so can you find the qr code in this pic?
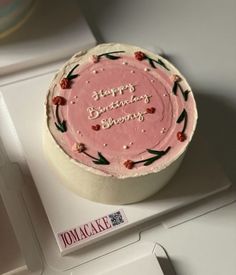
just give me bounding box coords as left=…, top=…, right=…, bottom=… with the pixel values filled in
left=108, top=211, right=124, bottom=226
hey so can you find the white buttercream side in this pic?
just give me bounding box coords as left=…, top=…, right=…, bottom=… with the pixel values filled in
left=43, top=124, right=184, bottom=205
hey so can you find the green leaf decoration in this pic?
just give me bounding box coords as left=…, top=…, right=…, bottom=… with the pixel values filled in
left=146, top=57, right=169, bottom=71
left=83, top=151, right=110, bottom=165
left=55, top=120, right=67, bottom=133
left=134, top=146, right=171, bottom=167
left=172, top=81, right=178, bottom=95
left=144, top=156, right=159, bottom=166
left=67, top=74, right=79, bottom=80
left=54, top=104, right=67, bottom=133
left=67, top=64, right=79, bottom=78
left=182, top=90, right=190, bottom=101
left=176, top=82, right=190, bottom=101
left=177, top=109, right=188, bottom=133
left=147, top=149, right=165, bottom=155
left=156, top=59, right=169, bottom=71
left=93, top=152, right=110, bottom=165
left=148, top=58, right=156, bottom=68
left=98, top=152, right=109, bottom=163
left=93, top=161, right=103, bottom=165
left=105, top=54, right=121, bottom=60
left=165, top=146, right=171, bottom=153
left=177, top=109, right=187, bottom=123
left=148, top=146, right=171, bottom=156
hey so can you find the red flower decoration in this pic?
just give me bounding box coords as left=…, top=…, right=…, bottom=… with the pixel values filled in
left=177, top=131, right=186, bottom=142
left=134, top=51, right=146, bottom=61
left=78, top=143, right=86, bottom=153
left=171, top=74, right=181, bottom=82
left=124, top=160, right=134, bottom=169
left=60, top=78, right=70, bottom=89
left=92, top=55, right=99, bottom=63
left=92, top=124, right=100, bottom=131
left=72, top=142, right=86, bottom=153
left=146, top=107, right=156, bottom=114
left=52, top=96, right=66, bottom=105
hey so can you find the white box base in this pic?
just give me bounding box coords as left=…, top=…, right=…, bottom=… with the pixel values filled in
left=0, top=0, right=95, bottom=76
left=0, top=69, right=231, bottom=255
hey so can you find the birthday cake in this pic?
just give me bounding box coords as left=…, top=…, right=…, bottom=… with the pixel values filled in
left=44, top=43, right=198, bottom=204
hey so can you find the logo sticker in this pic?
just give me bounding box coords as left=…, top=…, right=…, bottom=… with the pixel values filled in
left=58, top=209, right=128, bottom=250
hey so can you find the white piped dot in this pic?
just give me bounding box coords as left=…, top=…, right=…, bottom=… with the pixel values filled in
left=163, top=93, right=167, bottom=97
left=122, top=61, right=128, bottom=65
left=161, top=128, right=166, bottom=134
left=130, top=70, right=135, bottom=73
left=103, top=143, right=107, bottom=147
left=70, top=101, right=75, bottom=104
left=144, top=67, right=150, bottom=72
left=74, top=95, right=78, bottom=99
left=123, top=145, right=129, bottom=149
left=151, top=79, right=155, bottom=83
left=92, top=70, right=98, bottom=74
left=129, top=142, right=133, bottom=145
left=141, top=129, right=146, bottom=133
left=86, top=80, right=90, bottom=84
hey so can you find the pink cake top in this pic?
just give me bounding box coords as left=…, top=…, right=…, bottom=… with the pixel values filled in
left=46, top=44, right=197, bottom=178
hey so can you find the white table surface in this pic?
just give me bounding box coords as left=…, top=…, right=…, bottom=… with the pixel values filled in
left=1, top=1, right=236, bottom=274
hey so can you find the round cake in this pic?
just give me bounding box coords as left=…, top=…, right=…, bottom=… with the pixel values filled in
left=44, top=43, right=198, bottom=204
